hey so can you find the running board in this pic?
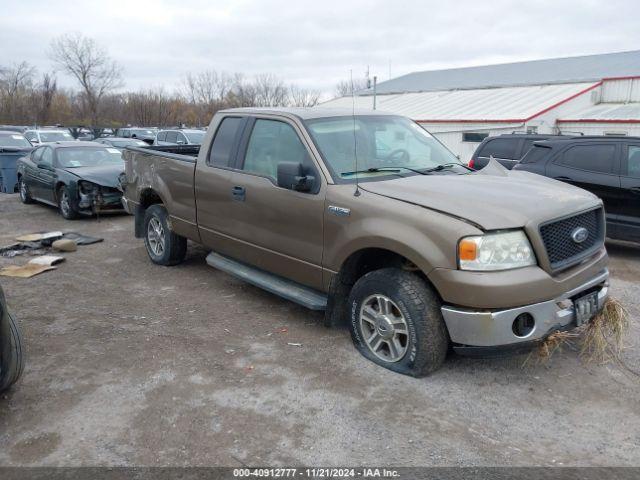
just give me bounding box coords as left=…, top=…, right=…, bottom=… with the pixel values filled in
left=205, top=252, right=328, bottom=311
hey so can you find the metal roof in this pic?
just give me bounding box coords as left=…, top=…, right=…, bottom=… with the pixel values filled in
left=319, top=82, right=598, bottom=122
left=558, top=102, right=640, bottom=123
left=360, top=50, right=640, bottom=95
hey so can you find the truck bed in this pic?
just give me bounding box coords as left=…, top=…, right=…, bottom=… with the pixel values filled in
left=125, top=144, right=200, bottom=161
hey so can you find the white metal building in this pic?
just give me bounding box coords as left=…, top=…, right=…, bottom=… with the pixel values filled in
left=319, top=51, right=640, bottom=161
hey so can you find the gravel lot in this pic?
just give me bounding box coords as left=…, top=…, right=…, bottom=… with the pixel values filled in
left=0, top=193, right=638, bottom=467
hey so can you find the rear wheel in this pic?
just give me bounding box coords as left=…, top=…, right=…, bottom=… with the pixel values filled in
left=348, top=268, right=449, bottom=377
left=143, top=204, right=187, bottom=266
left=58, top=186, right=79, bottom=220
left=18, top=177, right=33, bottom=204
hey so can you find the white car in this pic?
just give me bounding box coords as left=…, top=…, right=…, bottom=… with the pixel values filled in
left=24, top=129, right=75, bottom=145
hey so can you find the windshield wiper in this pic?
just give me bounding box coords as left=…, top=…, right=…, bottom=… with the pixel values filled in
left=340, top=166, right=427, bottom=176
left=422, top=162, right=473, bottom=173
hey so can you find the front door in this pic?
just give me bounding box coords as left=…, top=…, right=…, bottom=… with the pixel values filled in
left=226, top=117, right=326, bottom=289
left=618, top=143, right=640, bottom=240
left=545, top=143, right=622, bottom=237
left=34, top=147, right=57, bottom=204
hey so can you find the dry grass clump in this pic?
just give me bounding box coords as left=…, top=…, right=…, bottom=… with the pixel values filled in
left=528, top=297, right=630, bottom=367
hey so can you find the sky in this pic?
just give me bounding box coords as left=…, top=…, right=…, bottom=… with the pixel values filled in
left=1, top=0, right=639, bottom=97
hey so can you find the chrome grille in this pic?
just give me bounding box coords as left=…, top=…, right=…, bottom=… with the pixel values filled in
left=539, top=208, right=604, bottom=270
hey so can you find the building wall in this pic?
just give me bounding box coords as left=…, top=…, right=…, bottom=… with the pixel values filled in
left=556, top=122, right=640, bottom=136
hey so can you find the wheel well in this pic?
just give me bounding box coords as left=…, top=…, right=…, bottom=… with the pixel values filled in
left=54, top=182, right=66, bottom=201
left=324, top=248, right=424, bottom=328
left=135, top=189, right=163, bottom=237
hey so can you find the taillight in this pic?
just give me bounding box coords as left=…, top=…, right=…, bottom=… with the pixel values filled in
left=468, top=158, right=475, bottom=169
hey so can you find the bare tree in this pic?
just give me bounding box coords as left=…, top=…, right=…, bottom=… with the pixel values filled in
left=36, top=73, right=57, bottom=125
left=127, top=88, right=177, bottom=127
left=334, top=78, right=368, bottom=97
left=288, top=85, right=320, bottom=107
left=227, top=73, right=257, bottom=107
left=49, top=33, right=123, bottom=127
left=0, top=62, right=36, bottom=123
left=182, top=70, right=233, bottom=125
left=253, top=73, right=288, bottom=107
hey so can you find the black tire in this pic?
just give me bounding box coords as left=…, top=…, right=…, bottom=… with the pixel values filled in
left=143, top=204, right=187, bottom=266
left=58, top=185, right=79, bottom=220
left=18, top=177, right=33, bottom=204
left=0, top=303, right=25, bottom=393
left=348, top=268, right=449, bottom=377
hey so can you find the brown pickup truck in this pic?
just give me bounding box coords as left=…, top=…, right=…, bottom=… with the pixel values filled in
left=122, top=108, right=609, bottom=376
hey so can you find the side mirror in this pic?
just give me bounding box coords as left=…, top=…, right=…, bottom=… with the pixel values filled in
left=277, top=162, right=314, bottom=192
left=176, top=140, right=185, bottom=145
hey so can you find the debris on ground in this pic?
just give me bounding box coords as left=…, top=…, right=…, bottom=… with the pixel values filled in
left=62, top=232, right=103, bottom=245
left=526, top=297, right=631, bottom=368
left=52, top=239, right=78, bottom=252
left=287, top=342, right=303, bottom=347
left=0, top=255, right=65, bottom=278
left=15, top=231, right=63, bottom=243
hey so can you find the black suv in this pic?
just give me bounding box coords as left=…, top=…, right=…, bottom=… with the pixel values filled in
left=469, top=133, right=563, bottom=170
left=513, top=136, right=640, bottom=242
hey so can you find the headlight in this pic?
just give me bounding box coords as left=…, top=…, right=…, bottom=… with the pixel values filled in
left=78, top=181, right=99, bottom=195
left=458, top=230, right=536, bottom=271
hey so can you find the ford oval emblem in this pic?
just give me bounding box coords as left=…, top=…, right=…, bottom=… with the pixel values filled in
left=571, top=227, right=589, bottom=244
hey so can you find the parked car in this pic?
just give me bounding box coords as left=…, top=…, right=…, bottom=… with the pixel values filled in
left=24, top=129, right=75, bottom=145
left=95, top=137, right=148, bottom=150
left=469, top=133, right=564, bottom=170
left=114, top=128, right=157, bottom=144
left=122, top=108, right=608, bottom=376
left=0, top=284, right=25, bottom=393
left=513, top=136, right=640, bottom=242
left=0, top=126, right=29, bottom=134
left=0, top=132, right=33, bottom=193
left=154, top=129, right=206, bottom=146
left=16, top=141, right=125, bottom=219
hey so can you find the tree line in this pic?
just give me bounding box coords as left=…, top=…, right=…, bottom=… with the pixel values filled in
left=0, top=33, right=332, bottom=129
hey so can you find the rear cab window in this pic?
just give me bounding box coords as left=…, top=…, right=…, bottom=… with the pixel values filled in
left=208, top=117, right=244, bottom=167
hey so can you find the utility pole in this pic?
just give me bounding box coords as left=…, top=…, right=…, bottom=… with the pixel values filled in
left=373, top=76, right=378, bottom=110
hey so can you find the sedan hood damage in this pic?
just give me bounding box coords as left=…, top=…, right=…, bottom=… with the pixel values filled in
left=64, top=165, right=123, bottom=189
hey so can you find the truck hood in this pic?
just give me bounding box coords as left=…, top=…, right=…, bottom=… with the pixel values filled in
left=64, top=165, right=124, bottom=189
left=361, top=163, right=601, bottom=230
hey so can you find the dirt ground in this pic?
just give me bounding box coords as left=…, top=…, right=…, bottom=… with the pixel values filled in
left=0, top=193, right=639, bottom=467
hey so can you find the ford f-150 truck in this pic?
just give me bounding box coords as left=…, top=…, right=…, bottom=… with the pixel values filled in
left=121, top=108, right=609, bottom=376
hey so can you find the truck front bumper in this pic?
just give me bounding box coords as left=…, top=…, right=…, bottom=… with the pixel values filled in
left=441, top=269, right=609, bottom=349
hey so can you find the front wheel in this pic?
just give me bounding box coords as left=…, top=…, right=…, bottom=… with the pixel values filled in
left=143, top=205, right=187, bottom=266
left=58, top=186, right=79, bottom=220
left=348, top=268, right=449, bottom=377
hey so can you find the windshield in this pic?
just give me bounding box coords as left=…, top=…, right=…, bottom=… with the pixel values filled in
left=0, top=134, right=31, bottom=148
left=57, top=147, right=123, bottom=168
left=132, top=129, right=155, bottom=136
left=305, top=116, right=461, bottom=181
left=39, top=131, right=73, bottom=142
left=185, top=131, right=205, bottom=144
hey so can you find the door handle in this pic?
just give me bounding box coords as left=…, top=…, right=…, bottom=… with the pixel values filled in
left=231, top=185, right=245, bottom=201
left=554, top=176, right=572, bottom=181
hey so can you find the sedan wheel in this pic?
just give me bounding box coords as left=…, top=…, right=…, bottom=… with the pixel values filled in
left=19, top=179, right=33, bottom=204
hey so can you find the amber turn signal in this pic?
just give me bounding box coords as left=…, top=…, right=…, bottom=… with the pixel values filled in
left=458, top=239, right=478, bottom=261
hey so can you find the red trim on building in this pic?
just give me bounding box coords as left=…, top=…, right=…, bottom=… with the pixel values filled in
left=557, top=118, right=640, bottom=124
left=602, top=75, right=640, bottom=81
left=524, top=81, right=603, bottom=122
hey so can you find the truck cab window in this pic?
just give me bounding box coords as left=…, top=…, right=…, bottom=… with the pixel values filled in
left=209, top=117, right=243, bottom=167
left=243, top=119, right=308, bottom=180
